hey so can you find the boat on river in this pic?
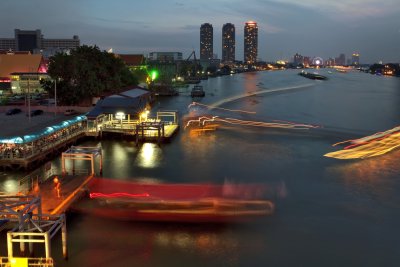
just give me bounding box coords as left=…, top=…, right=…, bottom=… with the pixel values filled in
left=191, top=85, right=205, bottom=97
left=81, top=178, right=274, bottom=223
left=298, top=71, right=328, bottom=80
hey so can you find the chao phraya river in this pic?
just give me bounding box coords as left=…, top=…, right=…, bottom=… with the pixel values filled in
left=1, top=69, right=400, bottom=266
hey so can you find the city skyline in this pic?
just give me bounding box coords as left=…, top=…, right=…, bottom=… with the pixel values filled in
left=1, top=0, right=399, bottom=63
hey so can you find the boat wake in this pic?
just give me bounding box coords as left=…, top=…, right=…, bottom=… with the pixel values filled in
left=209, top=83, right=314, bottom=109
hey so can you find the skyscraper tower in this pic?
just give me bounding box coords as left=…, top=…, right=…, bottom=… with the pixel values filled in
left=200, top=23, right=213, bottom=60
left=222, top=23, right=235, bottom=64
left=352, top=53, right=360, bottom=66
left=244, top=21, right=258, bottom=64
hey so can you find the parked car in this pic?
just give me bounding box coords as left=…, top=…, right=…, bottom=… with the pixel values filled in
left=10, top=95, right=24, bottom=101
left=26, top=109, right=43, bottom=117
left=6, top=108, right=22, bottom=115
left=64, top=109, right=78, bottom=116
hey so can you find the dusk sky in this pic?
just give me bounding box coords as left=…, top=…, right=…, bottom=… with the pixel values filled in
left=1, top=0, right=399, bottom=64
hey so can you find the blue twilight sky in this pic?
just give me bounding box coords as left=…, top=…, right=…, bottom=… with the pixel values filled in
left=1, top=0, right=399, bottom=64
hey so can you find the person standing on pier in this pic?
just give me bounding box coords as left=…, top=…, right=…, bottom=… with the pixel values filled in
left=54, top=176, right=61, bottom=198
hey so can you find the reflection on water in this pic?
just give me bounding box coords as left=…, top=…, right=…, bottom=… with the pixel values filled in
left=60, top=214, right=263, bottom=267
left=136, top=143, right=163, bottom=169
left=0, top=178, right=19, bottom=194
left=326, top=149, right=400, bottom=206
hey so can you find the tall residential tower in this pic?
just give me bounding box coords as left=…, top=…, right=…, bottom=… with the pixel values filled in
left=222, top=23, right=235, bottom=64
left=200, top=23, right=213, bottom=60
left=352, top=53, right=360, bottom=66
left=244, top=21, right=258, bottom=64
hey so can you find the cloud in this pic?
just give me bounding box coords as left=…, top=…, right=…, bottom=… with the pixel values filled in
left=267, top=0, right=400, bottom=20
left=88, top=17, right=149, bottom=26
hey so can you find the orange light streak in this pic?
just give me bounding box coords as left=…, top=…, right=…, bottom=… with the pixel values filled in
left=189, top=102, right=256, bottom=114
left=325, top=126, right=400, bottom=159
left=184, top=115, right=319, bottom=130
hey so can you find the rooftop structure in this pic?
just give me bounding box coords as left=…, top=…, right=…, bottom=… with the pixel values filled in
left=117, top=54, right=146, bottom=66
left=86, top=87, right=152, bottom=119
left=0, top=53, right=46, bottom=79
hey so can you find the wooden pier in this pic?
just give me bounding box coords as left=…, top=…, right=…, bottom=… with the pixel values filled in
left=0, top=145, right=103, bottom=266
left=0, top=174, right=94, bottom=266
left=37, top=174, right=93, bottom=215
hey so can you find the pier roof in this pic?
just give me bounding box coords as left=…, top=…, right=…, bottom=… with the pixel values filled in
left=86, top=87, right=151, bottom=119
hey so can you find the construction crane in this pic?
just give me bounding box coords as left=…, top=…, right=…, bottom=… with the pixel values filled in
left=185, top=50, right=201, bottom=78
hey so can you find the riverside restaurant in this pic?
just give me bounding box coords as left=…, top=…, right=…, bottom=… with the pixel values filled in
left=0, top=116, right=87, bottom=170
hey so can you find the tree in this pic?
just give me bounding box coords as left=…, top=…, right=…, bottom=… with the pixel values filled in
left=41, top=45, right=138, bottom=105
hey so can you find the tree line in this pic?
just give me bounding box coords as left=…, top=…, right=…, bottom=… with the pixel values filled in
left=41, top=45, right=139, bottom=105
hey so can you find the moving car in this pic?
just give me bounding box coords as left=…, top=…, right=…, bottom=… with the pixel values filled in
left=64, top=109, right=77, bottom=116
left=26, top=109, right=43, bottom=117
left=6, top=108, right=22, bottom=115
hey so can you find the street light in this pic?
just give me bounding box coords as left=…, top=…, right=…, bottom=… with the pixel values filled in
left=54, top=78, right=59, bottom=116
left=28, top=74, right=31, bottom=123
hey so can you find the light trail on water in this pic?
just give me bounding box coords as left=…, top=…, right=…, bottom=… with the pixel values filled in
left=184, top=115, right=319, bottom=130
left=189, top=102, right=256, bottom=114
left=325, top=126, right=400, bottom=159
left=209, top=83, right=314, bottom=109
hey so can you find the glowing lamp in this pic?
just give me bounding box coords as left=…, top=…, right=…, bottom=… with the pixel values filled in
left=150, top=70, right=159, bottom=81
left=140, top=110, right=150, bottom=121
left=10, top=257, right=28, bottom=266
left=115, top=112, right=125, bottom=120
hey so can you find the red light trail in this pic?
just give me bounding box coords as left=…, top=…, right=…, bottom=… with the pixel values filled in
left=89, top=192, right=150, bottom=199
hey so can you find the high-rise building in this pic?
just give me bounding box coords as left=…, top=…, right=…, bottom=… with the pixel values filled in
left=335, top=53, right=346, bottom=66
left=200, top=23, right=213, bottom=60
left=222, top=23, right=235, bottom=64
left=244, top=21, right=258, bottom=64
left=293, top=53, right=304, bottom=65
left=352, top=53, right=360, bottom=66
left=15, top=29, right=42, bottom=52
left=0, top=29, right=80, bottom=53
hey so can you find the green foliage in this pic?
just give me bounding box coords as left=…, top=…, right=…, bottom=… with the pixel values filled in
left=42, top=45, right=138, bottom=105
left=129, top=68, right=148, bottom=83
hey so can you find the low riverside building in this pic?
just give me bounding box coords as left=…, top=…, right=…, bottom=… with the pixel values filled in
left=86, top=86, right=153, bottom=136
left=0, top=52, right=48, bottom=93
left=86, top=86, right=179, bottom=144
left=117, top=54, right=146, bottom=71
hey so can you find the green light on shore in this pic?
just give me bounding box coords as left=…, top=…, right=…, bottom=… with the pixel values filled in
left=150, top=70, right=159, bottom=81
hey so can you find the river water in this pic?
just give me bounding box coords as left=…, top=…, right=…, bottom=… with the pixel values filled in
left=1, top=69, right=400, bottom=266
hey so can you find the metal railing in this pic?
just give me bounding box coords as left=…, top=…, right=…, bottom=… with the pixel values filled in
left=0, top=257, right=54, bottom=267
